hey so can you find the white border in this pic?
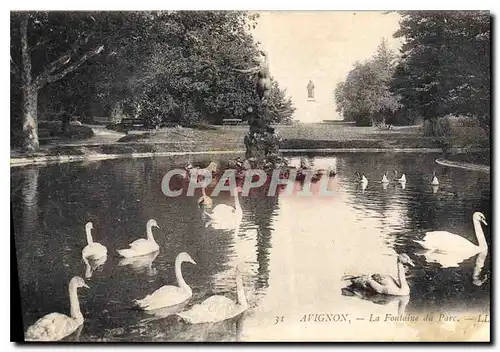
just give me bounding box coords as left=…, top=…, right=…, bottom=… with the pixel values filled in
left=3, top=1, right=498, bottom=351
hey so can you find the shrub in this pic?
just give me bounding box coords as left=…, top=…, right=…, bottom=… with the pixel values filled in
left=423, top=116, right=452, bottom=137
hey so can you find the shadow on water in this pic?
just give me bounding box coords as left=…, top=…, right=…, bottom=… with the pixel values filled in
left=11, top=152, right=490, bottom=341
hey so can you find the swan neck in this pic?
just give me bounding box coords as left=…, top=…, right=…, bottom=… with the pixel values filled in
left=397, top=260, right=408, bottom=289
left=175, top=258, right=191, bottom=293
left=234, top=190, right=242, bottom=212
left=85, top=227, right=93, bottom=245
left=146, top=223, right=155, bottom=242
left=69, top=283, right=83, bottom=321
left=202, top=187, right=207, bottom=197
left=236, top=273, right=247, bottom=307
left=473, top=219, right=487, bottom=249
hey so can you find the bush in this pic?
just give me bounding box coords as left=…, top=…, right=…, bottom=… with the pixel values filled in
left=423, top=117, right=452, bottom=137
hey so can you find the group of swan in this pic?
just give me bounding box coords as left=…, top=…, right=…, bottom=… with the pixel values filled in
left=26, top=207, right=248, bottom=341
left=343, top=212, right=488, bottom=298
left=355, top=170, right=442, bottom=192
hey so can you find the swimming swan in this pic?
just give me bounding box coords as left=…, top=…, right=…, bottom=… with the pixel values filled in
left=117, top=219, right=160, bottom=258
left=25, top=277, right=89, bottom=341
left=394, top=170, right=406, bottom=183
left=81, top=222, right=107, bottom=259
left=431, top=172, right=439, bottom=186
left=355, top=172, right=368, bottom=185
left=381, top=172, right=389, bottom=183
left=135, top=252, right=196, bottom=310
left=205, top=187, right=243, bottom=230
left=177, top=267, right=248, bottom=324
left=413, top=212, right=488, bottom=254
left=342, top=253, right=415, bottom=296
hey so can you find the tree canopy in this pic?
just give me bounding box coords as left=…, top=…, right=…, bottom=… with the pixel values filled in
left=391, top=11, right=490, bottom=130
left=10, top=11, right=295, bottom=150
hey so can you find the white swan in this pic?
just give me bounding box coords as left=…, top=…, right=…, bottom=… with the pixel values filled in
left=394, top=170, right=406, bottom=183
left=177, top=267, right=248, bottom=324
left=205, top=187, right=243, bottom=230
left=431, top=172, right=439, bottom=186
left=135, top=252, right=196, bottom=310
left=342, top=253, right=415, bottom=296
left=81, top=222, right=107, bottom=259
left=117, top=219, right=160, bottom=258
left=25, top=277, right=89, bottom=341
left=414, top=212, right=488, bottom=254
left=381, top=172, right=389, bottom=183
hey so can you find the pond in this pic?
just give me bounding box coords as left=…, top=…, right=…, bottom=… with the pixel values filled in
left=11, top=152, right=491, bottom=342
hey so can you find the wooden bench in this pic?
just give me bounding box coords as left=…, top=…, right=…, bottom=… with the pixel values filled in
left=121, top=118, right=147, bottom=130
left=222, top=118, right=243, bottom=125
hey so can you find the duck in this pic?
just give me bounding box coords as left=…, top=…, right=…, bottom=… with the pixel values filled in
left=342, top=253, right=415, bottom=296
left=381, top=172, right=390, bottom=184
left=134, top=252, right=196, bottom=310
left=25, top=277, right=89, bottom=341
left=177, top=267, right=248, bottom=324
left=183, top=161, right=218, bottom=180
left=117, top=219, right=160, bottom=258
left=205, top=187, right=243, bottom=230
left=81, top=222, right=107, bottom=259
left=197, top=186, right=213, bottom=209
left=431, top=171, right=439, bottom=186
left=413, top=212, right=488, bottom=255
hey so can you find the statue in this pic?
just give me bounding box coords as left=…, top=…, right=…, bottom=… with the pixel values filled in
left=307, top=80, right=315, bottom=99
left=233, top=50, right=284, bottom=168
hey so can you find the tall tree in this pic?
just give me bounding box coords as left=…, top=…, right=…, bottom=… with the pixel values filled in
left=392, top=11, right=490, bottom=130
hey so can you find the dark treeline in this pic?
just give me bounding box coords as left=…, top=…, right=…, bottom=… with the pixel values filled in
left=335, top=11, right=490, bottom=133
left=10, top=11, right=295, bottom=151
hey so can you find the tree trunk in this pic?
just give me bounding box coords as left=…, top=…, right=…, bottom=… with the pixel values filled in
left=22, top=86, right=39, bottom=151
left=20, top=15, right=39, bottom=152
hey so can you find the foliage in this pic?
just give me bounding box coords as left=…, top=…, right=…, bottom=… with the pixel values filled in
left=422, top=116, right=452, bottom=137
left=11, top=10, right=295, bottom=141
left=334, top=39, right=401, bottom=126
left=392, top=11, right=490, bottom=131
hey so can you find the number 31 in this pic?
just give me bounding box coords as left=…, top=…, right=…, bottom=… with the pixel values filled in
left=274, top=316, right=284, bottom=324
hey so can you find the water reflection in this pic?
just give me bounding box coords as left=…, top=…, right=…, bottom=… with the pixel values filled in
left=118, top=251, right=159, bottom=276
left=11, top=152, right=490, bottom=341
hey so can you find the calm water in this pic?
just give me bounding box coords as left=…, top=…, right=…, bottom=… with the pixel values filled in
left=11, top=152, right=491, bottom=341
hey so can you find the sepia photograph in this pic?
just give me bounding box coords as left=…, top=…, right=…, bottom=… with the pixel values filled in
left=10, top=9, right=491, bottom=343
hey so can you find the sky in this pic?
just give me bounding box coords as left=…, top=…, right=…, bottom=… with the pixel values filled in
left=251, top=11, right=403, bottom=123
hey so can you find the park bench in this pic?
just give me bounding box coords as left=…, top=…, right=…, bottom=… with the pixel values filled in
left=222, top=118, right=243, bottom=125
left=121, top=118, right=147, bottom=130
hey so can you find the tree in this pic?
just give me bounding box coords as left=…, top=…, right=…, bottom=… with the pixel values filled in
left=334, top=39, right=400, bottom=126
left=392, top=11, right=490, bottom=130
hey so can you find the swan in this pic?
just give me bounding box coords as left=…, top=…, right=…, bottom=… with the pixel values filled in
left=135, top=252, right=196, bottom=310
left=355, top=172, right=368, bottom=185
left=177, top=267, right=248, bottom=324
left=431, top=172, right=439, bottom=186
left=81, top=222, right=107, bottom=259
left=393, top=170, right=406, bottom=183
left=25, top=276, right=89, bottom=341
left=342, top=253, right=415, bottom=296
left=413, top=212, right=488, bottom=254
left=197, top=187, right=213, bottom=209
left=381, top=172, right=389, bottom=183
left=205, top=187, right=243, bottom=230
left=183, top=161, right=218, bottom=180
left=117, top=219, right=160, bottom=258
left=341, top=287, right=410, bottom=315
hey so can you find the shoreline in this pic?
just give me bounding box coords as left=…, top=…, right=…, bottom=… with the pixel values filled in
left=10, top=147, right=489, bottom=168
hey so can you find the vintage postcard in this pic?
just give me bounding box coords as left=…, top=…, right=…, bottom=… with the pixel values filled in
left=10, top=10, right=491, bottom=342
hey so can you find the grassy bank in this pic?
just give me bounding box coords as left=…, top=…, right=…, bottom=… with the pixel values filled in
left=11, top=122, right=490, bottom=163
